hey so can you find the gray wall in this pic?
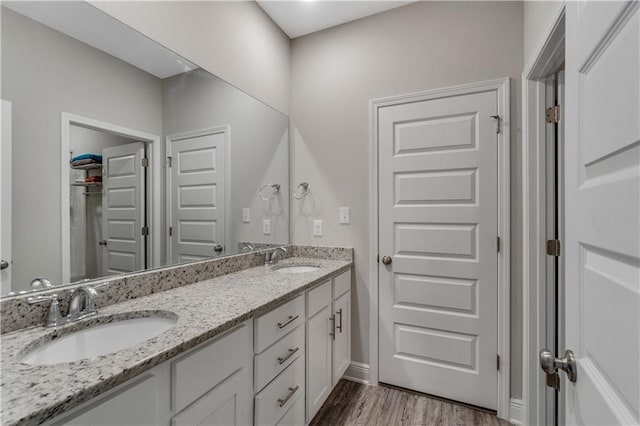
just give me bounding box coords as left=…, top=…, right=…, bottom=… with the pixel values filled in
left=92, top=1, right=291, bottom=115
left=162, top=69, right=290, bottom=252
left=290, top=1, right=524, bottom=398
left=1, top=8, right=164, bottom=290
left=523, top=1, right=563, bottom=65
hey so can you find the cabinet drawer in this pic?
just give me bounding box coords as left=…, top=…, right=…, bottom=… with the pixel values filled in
left=255, top=295, right=305, bottom=353
left=255, top=356, right=305, bottom=426
left=276, top=395, right=305, bottom=426
left=307, top=280, right=331, bottom=318
left=255, top=324, right=304, bottom=392
left=172, top=322, right=252, bottom=413
left=333, top=270, right=350, bottom=299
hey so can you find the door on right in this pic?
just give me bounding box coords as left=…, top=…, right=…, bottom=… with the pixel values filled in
left=378, top=87, right=500, bottom=410
left=563, top=2, right=639, bottom=424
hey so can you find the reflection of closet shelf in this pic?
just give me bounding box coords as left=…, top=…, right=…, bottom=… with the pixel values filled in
left=71, top=182, right=102, bottom=187
left=70, top=163, right=102, bottom=171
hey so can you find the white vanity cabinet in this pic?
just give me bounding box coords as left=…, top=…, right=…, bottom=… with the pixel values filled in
left=48, top=321, right=253, bottom=426
left=305, top=270, right=352, bottom=423
left=44, top=268, right=352, bottom=426
left=253, top=295, right=306, bottom=426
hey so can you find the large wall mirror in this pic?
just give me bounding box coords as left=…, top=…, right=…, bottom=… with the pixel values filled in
left=0, top=2, right=289, bottom=297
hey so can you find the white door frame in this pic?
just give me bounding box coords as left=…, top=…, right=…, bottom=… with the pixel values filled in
left=61, top=112, right=162, bottom=284
left=521, top=4, right=566, bottom=426
left=368, top=78, right=511, bottom=419
left=165, top=126, right=231, bottom=262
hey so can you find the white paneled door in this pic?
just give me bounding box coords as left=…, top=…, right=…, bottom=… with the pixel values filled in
left=563, top=2, right=639, bottom=424
left=102, top=142, right=146, bottom=276
left=378, top=90, right=499, bottom=409
left=168, top=131, right=226, bottom=264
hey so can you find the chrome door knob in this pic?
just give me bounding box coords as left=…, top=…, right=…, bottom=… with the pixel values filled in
left=381, top=256, right=392, bottom=265
left=540, top=349, right=577, bottom=383
left=98, top=240, right=107, bottom=246
left=213, top=244, right=223, bottom=252
left=0, top=260, right=8, bottom=270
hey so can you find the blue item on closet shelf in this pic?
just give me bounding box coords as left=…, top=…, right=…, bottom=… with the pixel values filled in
left=70, top=153, right=102, bottom=163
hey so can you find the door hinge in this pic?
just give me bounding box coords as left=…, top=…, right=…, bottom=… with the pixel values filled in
left=169, top=226, right=172, bottom=237
left=490, top=115, right=501, bottom=134
left=141, top=226, right=149, bottom=236
left=497, top=236, right=501, bottom=253
left=546, top=105, right=560, bottom=123
left=141, top=157, right=149, bottom=168
left=497, top=354, right=501, bottom=371
left=546, top=239, right=561, bottom=256
left=167, top=156, right=172, bottom=168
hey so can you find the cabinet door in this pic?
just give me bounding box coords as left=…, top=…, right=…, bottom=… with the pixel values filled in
left=306, top=304, right=332, bottom=423
left=332, top=291, right=351, bottom=385
left=171, top=366, right=252, bottom=426
left=50, top=367, right=170, bottom=426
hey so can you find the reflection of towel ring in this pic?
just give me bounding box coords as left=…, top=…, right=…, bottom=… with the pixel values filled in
left=294, top=182, right=310, bottom=200
left=259, top=183, right=280, bottom=201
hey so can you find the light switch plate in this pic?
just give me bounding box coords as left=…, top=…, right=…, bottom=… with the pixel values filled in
left=313, top=220, right=322, bottom=237
left=242, top=208, right=250, bottom=223
left=339, top=207, right=350, bottom=224
left=263, top=219, right=271, bottom=235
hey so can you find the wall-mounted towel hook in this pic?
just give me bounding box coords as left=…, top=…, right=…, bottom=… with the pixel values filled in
left=294, top=182, right=310, bottom=200
left=258, top=183, right=280, bottom=201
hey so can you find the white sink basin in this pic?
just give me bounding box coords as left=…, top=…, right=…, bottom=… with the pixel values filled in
left=273, top=265, right=320, bottom=274
left=21, top=315, right=177, bottom=366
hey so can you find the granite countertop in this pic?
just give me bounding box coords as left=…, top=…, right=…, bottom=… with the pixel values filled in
left=0, top=257, right=351, bottom=426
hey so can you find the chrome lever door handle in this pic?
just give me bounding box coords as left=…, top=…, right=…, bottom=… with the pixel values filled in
left=540, top=349, right=577, bottom=383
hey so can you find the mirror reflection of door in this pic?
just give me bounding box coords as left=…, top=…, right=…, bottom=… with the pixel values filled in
left=168, top=129, right=226, bottom=264
left=69, top=125, right=147, bottom=281
left=102, top=142, right=146, bottom=276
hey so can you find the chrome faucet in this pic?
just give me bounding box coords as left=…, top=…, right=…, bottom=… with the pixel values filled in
left=67, top=286, right=98, bottom=321
left=265, top=247, right=288, bottom=266
left=27, top=294, right=66, bottom=327
left=27, top=285, right=99, bottom=327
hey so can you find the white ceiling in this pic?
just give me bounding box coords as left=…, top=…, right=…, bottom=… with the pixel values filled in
left=257, top=1, right=415, bottom=39
left=3, top=1, right=197, bottom=79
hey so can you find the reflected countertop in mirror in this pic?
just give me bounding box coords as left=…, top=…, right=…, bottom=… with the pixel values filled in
left=0, top=1, right=289, bottom=298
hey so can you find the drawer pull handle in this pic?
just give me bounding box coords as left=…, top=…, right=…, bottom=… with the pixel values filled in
left=277, top=385, right=299, bottom=407
left=337, top=308, right=343, bottom=333
left=277, top=315, right=299, bottom=329
left=277, top=347, right=300, bottom=365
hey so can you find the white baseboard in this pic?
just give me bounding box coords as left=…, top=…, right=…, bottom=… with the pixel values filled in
left=509, top=398, right=524, bottom=424
left=343, top=362, right=371, bottom=385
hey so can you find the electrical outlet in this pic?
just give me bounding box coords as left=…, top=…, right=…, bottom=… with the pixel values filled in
left=242, top=208, right=250, bottom=223
left=339, top=207, right=350, bottom=224
left=313, top=220, right=323, bottom=237
left=263, top=219, right=271, bottom=235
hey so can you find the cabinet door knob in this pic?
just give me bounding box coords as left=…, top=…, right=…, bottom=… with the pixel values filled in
left=381, top=256, right=392, bottom=265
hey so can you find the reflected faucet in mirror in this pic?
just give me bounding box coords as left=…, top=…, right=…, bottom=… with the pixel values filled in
left=30, top=277, right=54, bottom=290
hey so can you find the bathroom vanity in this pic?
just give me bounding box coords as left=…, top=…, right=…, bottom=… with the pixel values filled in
left=0, top=248, right=352, bottom=426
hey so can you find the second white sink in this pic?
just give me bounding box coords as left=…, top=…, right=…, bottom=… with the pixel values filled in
left=21, top=314, right=177, bottom=366
left=273, top=265, right=320, bottom=274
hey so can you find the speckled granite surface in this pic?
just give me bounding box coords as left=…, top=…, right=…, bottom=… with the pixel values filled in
left=0, top=257, right=351, bottom=426
left=0, top=245, right=353, bottom=334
